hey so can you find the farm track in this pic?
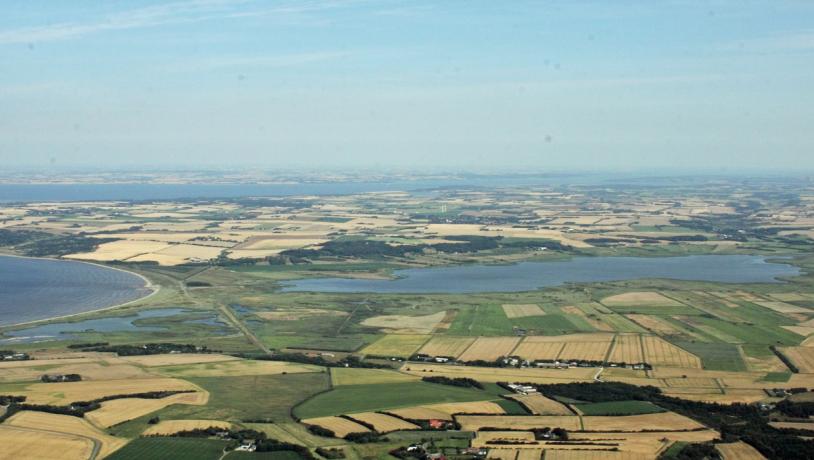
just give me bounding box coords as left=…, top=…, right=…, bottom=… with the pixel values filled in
left=180, top=266, right=272, bottom=356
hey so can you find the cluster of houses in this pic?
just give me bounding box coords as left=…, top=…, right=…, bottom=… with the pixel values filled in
left=505, top=383, right=538, bottom=395
left=410, top=353, right=652, bottom=371
left=40, top=373, right=82, bottom=383
left=1, top=351, right=29, bottom=361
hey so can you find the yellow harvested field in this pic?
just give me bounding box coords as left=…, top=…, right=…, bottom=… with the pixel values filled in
left=783, top=326, right=814, bottom=336
left=0, top=357, right=97, bottom=369
left=717, top=442, right=767, bottom=460
left=143, top=419, right=233, bottom=435
left=128, top=243, right=224, bottom=265
left=502, top=304, right=545, bottom=318
left=456, top=415, right=581, bottom=431
left=361, top=311, right=446, bottom=334
left=602, top=292, right=683, bottom=307
left=641, top=336, right=701, bottom=368
left=423, top=223, right=590, bottom=248
left=0, top=426, right=94, bottom=460
left=346, top=412, right=419, bottom=432
left=155, top=359, right=322, bottom=378
left=418, top=336, right=476, bottom=358
left=543, top=452, right=650, bottom=460
left=458, top=337, right=521, bottom=362
left=754, top=301, right=812, bottom=314
left=608, top=334, right=644, bottom=364
left=778, top=346, right=814, bottom=373
left=388, top=406, right=452, bottom=421
left=472, top=431, right=535, bottom=446
left=626, top=314, right=682, bottom=335
left=558, top=341, right=611, bottom=361
left=66, top=239, right=170, bottom=261
left=241, top=237, right=328, bottom=250
left=401, top=362, right=595, bottom=384
left=120, top=353, right=239, bottom=367
left=330, top=368, right=418, bottom=386
left=0, top=362, right=151, bottom=383
left=422, top=401, right=505, bottom=415
left=15, top=377, right=198, bottom=405
left=506, top=394, right=573, bottom=415
left=522, top=333, right=615, bottom=343
left=255, top=308, right=348, bottom=321
left=301, top=416, right=371, bottom=438
left=486, top=448, right=519, bottom=460
left=770, top=293, right=814, bottom=302
left=362, top=334, right=429, bottom=358
left=512, top=340, right=564, bottom=361
left=516, top=450, right=543, bottom=460
left=5, top=411, right=127, bottom=459
left=582, top=412, right=704, bottom=431
left=663, top=377, right=719, bottom=388
left=769, top=421, right=814, bottom=431
left=85, top=391, right=208, bottom=428
left=566, top=430, right=718, bottom=457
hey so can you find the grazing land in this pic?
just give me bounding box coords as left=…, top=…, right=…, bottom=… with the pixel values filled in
left=105, top=438, right=228, bottom=460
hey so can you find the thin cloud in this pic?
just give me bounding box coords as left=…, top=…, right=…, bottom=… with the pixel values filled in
left=0, top=0, right=368, bottom=45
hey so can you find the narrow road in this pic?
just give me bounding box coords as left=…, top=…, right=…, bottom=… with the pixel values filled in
left=179, top=266, right=272, bottom=356
left=218, top=303, right=272, bottom=356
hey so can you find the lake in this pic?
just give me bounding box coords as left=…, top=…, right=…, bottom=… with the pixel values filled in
left=0, top=256, right=151, bottom=327
left=281, top=255, right=800, bottom=293
left=0, top=307, right=229, bottom=344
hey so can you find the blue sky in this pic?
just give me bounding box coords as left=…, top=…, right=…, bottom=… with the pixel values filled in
left=1, top=1, right=813, bottom=172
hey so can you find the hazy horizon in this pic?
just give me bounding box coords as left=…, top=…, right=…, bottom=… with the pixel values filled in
left=2, top=1, right=813, bottom=171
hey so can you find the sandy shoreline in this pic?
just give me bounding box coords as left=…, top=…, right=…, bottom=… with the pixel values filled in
left=0, top=254, right=160, bottom=330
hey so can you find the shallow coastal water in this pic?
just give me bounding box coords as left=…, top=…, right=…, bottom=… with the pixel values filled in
left=0, top=255, right=151, bottom=327
left=282, top=255, right=800, bottom=293
left=1, top=307, right=229, bottom=344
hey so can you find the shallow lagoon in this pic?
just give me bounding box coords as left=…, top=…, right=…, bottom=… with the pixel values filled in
left=282, top=255, right=800, bottom=294
left=0, top=255, right=151, bottom=326
left=1, top=308, right=228, bottom=344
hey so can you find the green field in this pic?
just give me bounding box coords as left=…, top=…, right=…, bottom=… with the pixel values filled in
left=670, top=341, right=747, bottom=371
left=293, top=381, right=494, bottom=418
left=226, top=452, right=304, bottom=460
left=574, top=400, right=665, bottom=416
left=495, top=398, right=530, bottom=415
left=107, top=438, right=228, bottom=460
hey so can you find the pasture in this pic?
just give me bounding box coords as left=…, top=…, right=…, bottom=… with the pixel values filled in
left=106, top=438, right=228, bottom=460
left=293, top=381, right=493, bottom=418
left=143, top=419, right=233, bottom=435
left=361, top=334, right=429, bottom=358
left=330, top=368, right=418, bottom=386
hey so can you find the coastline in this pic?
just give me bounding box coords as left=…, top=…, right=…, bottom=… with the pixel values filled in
left=0, top=254, right=160, bottom=330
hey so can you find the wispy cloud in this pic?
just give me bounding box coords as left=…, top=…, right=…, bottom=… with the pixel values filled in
left=0, top=0, right=367, bottom=45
